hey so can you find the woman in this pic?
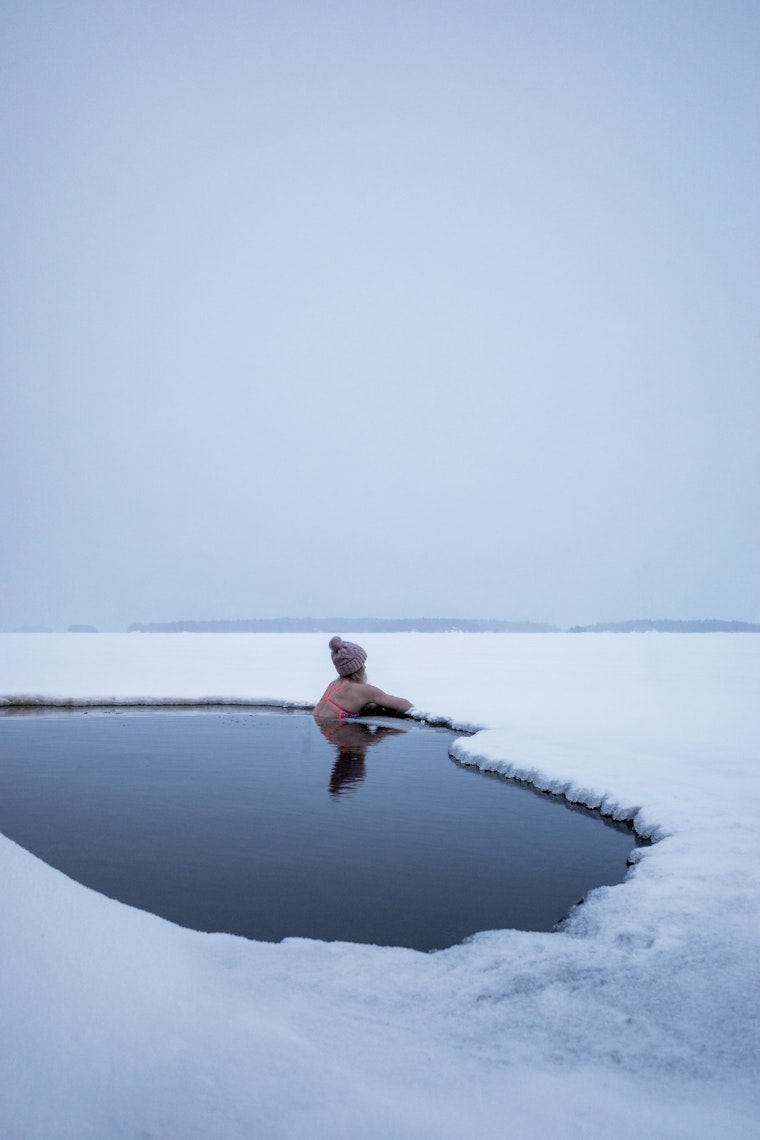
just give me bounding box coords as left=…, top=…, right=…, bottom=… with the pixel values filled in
left=313, top=636, right=412, bottom=721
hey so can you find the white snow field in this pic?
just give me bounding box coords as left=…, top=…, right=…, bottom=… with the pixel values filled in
left=1, top=632, right=759, bottom=1139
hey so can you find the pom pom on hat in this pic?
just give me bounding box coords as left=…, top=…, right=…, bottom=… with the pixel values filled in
left=329, top=635, right=367, bottom=676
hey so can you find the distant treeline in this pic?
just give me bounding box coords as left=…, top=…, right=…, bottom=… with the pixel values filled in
left=127, top=618, right=559, bottom=634
left=11, top=618, right=760, bottom=634
left=568, top=619, right=760, bottom=633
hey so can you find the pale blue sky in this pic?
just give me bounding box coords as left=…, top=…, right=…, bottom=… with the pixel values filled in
left=1, top=1, right=758, bottom=629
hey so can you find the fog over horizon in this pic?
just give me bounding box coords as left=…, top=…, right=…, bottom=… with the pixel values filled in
left=2, top=2, right=759, bottom=633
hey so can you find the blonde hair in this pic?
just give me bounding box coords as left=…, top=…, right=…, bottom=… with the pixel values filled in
left=346, top=666, right=367, bottom=683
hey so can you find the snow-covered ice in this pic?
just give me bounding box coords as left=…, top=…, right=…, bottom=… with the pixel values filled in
left=1, top=632, right=759, bottom=1139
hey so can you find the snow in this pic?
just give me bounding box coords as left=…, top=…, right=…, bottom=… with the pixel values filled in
left=1, top=632, right=759, bottom=1139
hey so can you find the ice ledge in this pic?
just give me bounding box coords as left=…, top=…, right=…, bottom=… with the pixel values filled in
left=449, top=737, right=660, bottom=842
left=0, top=694, right=313, bottom=710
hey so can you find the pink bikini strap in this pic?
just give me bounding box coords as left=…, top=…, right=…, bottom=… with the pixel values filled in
left=321, top=679, right=349, bottom=713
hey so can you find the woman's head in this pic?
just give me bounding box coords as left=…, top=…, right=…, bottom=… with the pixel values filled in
left=329, top=635, right=367, bottom=677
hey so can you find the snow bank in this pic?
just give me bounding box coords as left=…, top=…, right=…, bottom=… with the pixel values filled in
left=1, top=633, right=759, bottom=1138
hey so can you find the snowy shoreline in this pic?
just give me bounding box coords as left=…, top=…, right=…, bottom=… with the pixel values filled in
left=1, top=633, right=759, bottom=1138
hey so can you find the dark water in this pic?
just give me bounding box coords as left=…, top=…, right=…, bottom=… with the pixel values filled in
left=0, top=708, right=640, bottom=951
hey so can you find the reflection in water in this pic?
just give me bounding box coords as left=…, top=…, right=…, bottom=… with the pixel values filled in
left=314, top=719, right=407, bottom=798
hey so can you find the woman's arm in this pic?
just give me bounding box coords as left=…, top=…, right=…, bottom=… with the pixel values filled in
left=356, top=684, right=412, bottom=714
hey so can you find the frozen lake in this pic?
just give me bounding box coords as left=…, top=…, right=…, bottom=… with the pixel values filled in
left=2, top=632, right=758, bottom=1139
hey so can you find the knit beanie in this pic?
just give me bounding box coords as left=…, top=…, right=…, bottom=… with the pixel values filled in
left=329, top=635, right=367, bottom=676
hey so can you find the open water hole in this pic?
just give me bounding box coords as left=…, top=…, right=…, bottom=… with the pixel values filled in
left=0, top=708, right=641, bottom=951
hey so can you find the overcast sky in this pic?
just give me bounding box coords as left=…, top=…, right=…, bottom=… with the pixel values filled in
left=1, top=1, right=758, bottom=631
